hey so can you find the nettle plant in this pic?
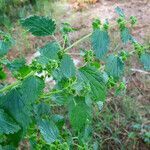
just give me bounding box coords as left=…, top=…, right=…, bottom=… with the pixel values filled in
left=0, top=7, right=149, bottom=149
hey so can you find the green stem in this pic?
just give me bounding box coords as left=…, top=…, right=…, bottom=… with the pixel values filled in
left=0, top=81, right=19, bottom=94
left=64, top=33, right=92, bottom=52
left=52, top=35, right=62, bottom=49
left=0, top=33, right=91, bottom=94
left=0, top=71, right=35, bottom=94
left=41, top=78, right=77, bottom=99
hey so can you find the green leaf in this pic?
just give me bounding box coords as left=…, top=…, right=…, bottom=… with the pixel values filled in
left=0, top=145, right=15, bottom=150
left=78, top=66, right=107, bottom=102
left=69, top=97, right=92, bottom=131
left=0, top=40, right=12, bottom=58
left=0, top=109, right=20, bottom=134
left=51, top=114, right=64, bottom=129
left=60, top=54, right=76, bottom=78
left=6, top=58, right=31, bottom=78
left=34, top=103, right=51, bottom=117
left=105, top=54, right=125, bottom=79
left=1, top=76, right=44, bottom=128
left=38, top=119, right=59, bottom=144
left=17, top=66, right=32, bottom=78
left=121, top=28, right=131, bottom=44
left=7, top=58, right=26, bottom=72
left=51, top=93, right=72, bottom=105
left=115, top=7, right=125, bottom=17
left=140, top=53, right=150, bottom=71
left=91, top=29, right=110, bottom=59
left=0, top=70, right=7, bottom=80
left=38, top=42, right=60, bottom=64
left=21, top=15, right=56, bottom=36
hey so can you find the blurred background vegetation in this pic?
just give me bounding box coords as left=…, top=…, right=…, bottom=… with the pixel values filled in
left=0, top=0, right=58, bottom=29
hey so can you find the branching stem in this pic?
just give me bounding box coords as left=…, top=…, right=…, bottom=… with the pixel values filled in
left=0, top=71, right=35, bottom=94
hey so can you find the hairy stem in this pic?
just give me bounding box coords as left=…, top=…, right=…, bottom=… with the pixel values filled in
left=64, top=33, right=92, bottom=52
left=0, top=71, right=35, bottom=93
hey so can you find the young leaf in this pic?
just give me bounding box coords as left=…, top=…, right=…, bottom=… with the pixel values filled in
left=1, top=76, right=44, bottom=128
left=21, top=15, right=56, bottom=36
left=38, top=119, right=59, bottom=144
left=140, top=53, right=150, bottom=71
left=60, top=54, right=76, bottom=78
left=38, top=42, right=60, bottom=64
left=78, top=66, right=107, bottom=102
left=91, top=29, right=110, bottom=59
left=69, top=97, right=92, bottom=131
left=0, top=109, right=20, bottom=134
left=121, top=28, right=131, bottom=44
left=105, top=54, right=125, bottom=79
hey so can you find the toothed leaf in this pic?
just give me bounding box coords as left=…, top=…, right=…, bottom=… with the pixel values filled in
left=21, top=15, right=56, bottom=36
left=69, top=97, right=91, bottom=131
left=38, top=119, right=59, bottom=144
left=60, top=54, right=76, bottom=78
left=1, top=76, right=44, bottom=129
left=78, top=66, right=107, bottom=102
left=105, top=54, right=125, bottom=79
left=0, top=109, right=20, bottom=134
left=91, top=29, right=110, bottom=59
left=38, top=42, right=60, bottom=64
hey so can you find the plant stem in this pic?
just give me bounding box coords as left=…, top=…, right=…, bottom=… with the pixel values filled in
left=0, top=81, right=20, bottom=94
left=0, top=71, right=35, bottom=94
left=0, top=33, right=91, bottom=94
left=64, top=33, right=92, bottom=52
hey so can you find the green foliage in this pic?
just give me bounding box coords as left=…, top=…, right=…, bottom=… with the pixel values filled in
left=0, top=65, right=6, bottom=80
left=140, top=53, right=150, bottom=71
left=120, top=27, right=131, bottom=44
left=0, top=76, right=44, bottom=129
left=78, top=66, right=106, bottom=101
left=7, top=58, right=26, bottom=72
left=115, top=7, right=125, bottom=18
left=105, top=54, right=125, bottom=79
left=21, top=15, right=56, bottom=36
left=0, top=109, right=20, bottom=134
left=60, top=55, right=76, bottom=78
left=0, top=8, right=149, bottom=149
left=91, top=29, right=110, bottom=59
left=38, top=119, right=59, bottom=144
left=37, top=41, right=60, bottom=64
left=69, top=97, right=91, bottom=131
left=0, top=33, right=13, bottom=58
left=0, top=40, right=11, bottom=58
